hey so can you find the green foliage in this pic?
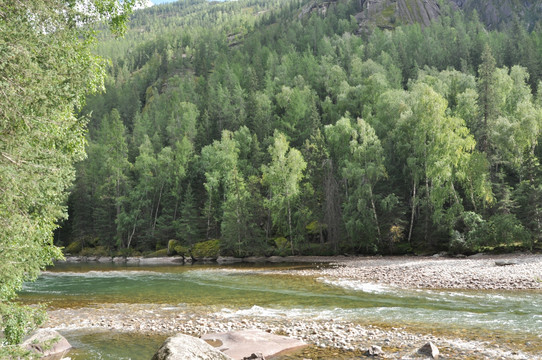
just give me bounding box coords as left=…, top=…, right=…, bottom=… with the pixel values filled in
left=174, top=245, right=191, bottom=257
left=262, top=131, right=307, bottom=254
left=80, top=246, right=110, bottom=257
left=54, top=0, right=542, bottom=262
left=273, top=237, right=290, bottom=256
left=0, top=0, right=134, bottom=345
left=145, top=248, right=169, bottom=257
left=192, top=239, right=221, bottom=259
left=167, top=239, right=191, bottom=256
left=167, top=239, right=180, bottom=255
left=65, top=240, right=83, bottom=255
left=305, top=221, right=326, bottom=235
left=0, top=303, right=46, bottom=346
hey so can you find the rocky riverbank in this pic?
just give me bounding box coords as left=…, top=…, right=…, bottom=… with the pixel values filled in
left=58, top=253, right=542, bottom=291
left=44, top=254, right=542, bottom=359
left=45, top=303, right=540, bottom=359
left=284, top=253, right=542, bottom=290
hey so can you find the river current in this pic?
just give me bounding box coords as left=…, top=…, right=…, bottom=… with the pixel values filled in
left=19, top=262, right=542, bottom=359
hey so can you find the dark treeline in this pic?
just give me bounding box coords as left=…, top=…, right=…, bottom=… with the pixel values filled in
left=57, top=0, right=542, bottom=257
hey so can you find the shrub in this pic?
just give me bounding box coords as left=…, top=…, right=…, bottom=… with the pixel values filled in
left=273, top=237, right=290, bottom=256
left=173, top=245, right=191, bottom=257
left=115, top=248, right=141, bottom=257
left=145, top=248, right=169, bottom=258
left=167, top=239, right=180, bottom=255
left=449, top=230, right=469, bottom=254
left=80, top=246, right=109, bottom=257
left=191, top=239, right=220, bottom=259
left=64, top=240, right=82, bottom=254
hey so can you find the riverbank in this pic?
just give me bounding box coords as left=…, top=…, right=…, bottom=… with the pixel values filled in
left=45, top=303, right=540, bottom=359
left=43, top=254, right=542, bottom=359
left=289, top=253, right=542, bottom=290
left=60, top=252, right=542, bottom=290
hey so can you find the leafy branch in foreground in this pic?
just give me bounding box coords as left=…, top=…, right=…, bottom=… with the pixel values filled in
left=0, top=0, right=134, bottom=351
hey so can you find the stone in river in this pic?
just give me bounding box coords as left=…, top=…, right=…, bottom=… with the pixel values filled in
left=495, top=259, right=519, bottom=266
left=418, top=341, right=439, bottom=359
left=242, top=353, right=265, bottom=360
left=152, top=333, right=232, bottom=360
left=365, top=345, right=384, bottom=356
left=201, top=329, right=307, bottom=360
left=22, top=329, right=72, bottom=357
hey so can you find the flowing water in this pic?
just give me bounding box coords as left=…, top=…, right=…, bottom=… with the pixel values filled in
left=19, top=262, right=542, bottom=359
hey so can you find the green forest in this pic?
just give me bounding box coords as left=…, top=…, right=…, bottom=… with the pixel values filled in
left=56, top=0, right=542, bottom=258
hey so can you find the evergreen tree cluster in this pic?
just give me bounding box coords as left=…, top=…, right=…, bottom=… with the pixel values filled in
left=59, top=0, right=542, bottom=256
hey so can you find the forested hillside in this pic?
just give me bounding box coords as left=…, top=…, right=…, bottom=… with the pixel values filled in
left=57, top=0, right=542, bottom=257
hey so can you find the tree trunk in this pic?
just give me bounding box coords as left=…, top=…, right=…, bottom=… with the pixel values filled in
left=127, top=211, right=139, bottom=250
left=233, top=170, right=243, bottom=257
left=369, top=185, right=381, bottom=244
left=152, top=183, right=164, bottom=235
left=287, top=194, right=294, bottom=255
left=425, top=177, right=430, bottom=244
left=408, top=181, right=417, bottom=244
left=206, top=190, right=213, bottom=239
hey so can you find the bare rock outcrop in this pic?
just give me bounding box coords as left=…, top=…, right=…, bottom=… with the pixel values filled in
left=355, top=0, right=442, bottom=32
left=201, top=329, right=307, bottom=360
left=22, top=329, right=71, bottom=358
left=151, top=333, right=232, bottom=360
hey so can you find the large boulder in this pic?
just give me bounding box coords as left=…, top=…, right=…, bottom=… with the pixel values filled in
left=152, top=333, right=232, bottom=360
left=22, top=329, right=71, bottom=357
left=201, top=329, right=307, bottom=360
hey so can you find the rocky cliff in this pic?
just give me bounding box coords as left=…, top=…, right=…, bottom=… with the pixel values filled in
left=451, top=0, right=542, bottom=30
left=353, top=0, right=542, bottom=33
left=355, top=0, right=443, bottom=31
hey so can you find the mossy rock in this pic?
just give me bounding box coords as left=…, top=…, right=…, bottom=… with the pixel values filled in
left=168, top=239, right=180, bottom=255
left=192, top=239, right=221, bottom=259
left=174, top=245, right=191, bottom=257
left=65, top=240, right=82, bottom=254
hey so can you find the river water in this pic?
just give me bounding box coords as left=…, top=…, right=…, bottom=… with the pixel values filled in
left=19, top=262, right=542, bottom=359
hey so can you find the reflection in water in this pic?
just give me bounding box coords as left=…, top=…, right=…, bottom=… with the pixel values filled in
left=60, top=329, right=167, bottom=360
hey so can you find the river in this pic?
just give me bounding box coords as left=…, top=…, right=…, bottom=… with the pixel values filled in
left=19, top=262, right=542, bottom=359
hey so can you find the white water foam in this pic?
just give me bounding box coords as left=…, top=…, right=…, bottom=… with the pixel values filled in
left=318, top=278, right=392, bottom=294
left=214, top=305, right=363, bottom=321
